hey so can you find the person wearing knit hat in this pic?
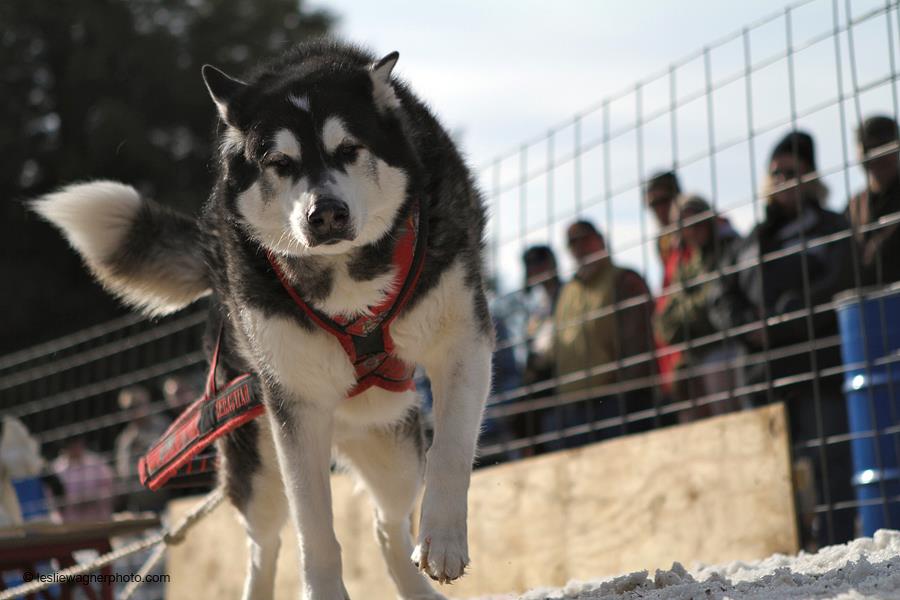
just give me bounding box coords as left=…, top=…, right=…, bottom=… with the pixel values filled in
left=114, top=385, right=171, bottom=512
left=670, top=194, right=714, bottom=254
left=764, top=130, right=828, bottom=221
left=773, top=131, right=816, bottom=168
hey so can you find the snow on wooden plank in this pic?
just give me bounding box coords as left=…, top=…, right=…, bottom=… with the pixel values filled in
left=460, top=403, right=798, bottom=597
left=165, top=403, right=797, bottom=599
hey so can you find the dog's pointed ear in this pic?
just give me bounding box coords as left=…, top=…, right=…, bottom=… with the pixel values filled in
left=369, top=51, right=400, bottom=112
left=372, top=51, right=399, bottom=81
left=202, top=64, right=247, bottom=125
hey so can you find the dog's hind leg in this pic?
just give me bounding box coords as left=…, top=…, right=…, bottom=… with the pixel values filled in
left=239, top=471, right=287, bottom=600
left=220, top=420, right=288, bottom=600
left=336, top=412, right=446, bottom=600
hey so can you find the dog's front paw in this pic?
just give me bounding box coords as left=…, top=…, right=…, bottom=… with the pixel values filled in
left=411, top=526, right=469, bottom=584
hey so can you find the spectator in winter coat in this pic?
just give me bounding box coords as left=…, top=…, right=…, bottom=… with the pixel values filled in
left=644, top=171, right=689, bottom=395
left=846, top=115, right=900, bottom=287
left=53, top=437, right=114, bottom=522
left=518, top=245, right=563, bottom=454
left=655, top=194, right=743, bottom=421
left=546, top=220, right=656, bottom=448
left=708, top=130, right=855, bottom=546
left=476, top=314, right=523, bottom=465
left=521, top=245, right=562, bottom=389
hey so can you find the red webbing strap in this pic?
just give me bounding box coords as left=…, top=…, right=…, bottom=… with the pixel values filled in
left=138, top=332, right=264, bottom=491
left=338, top=204, right=422, bottom=349
left=376, top=202, right=428, bottom=347
left=346, top=203, right=428, bottom=396
left=204, top=327, right=224, bottom=397
left=266, top=254, right=358, bottom=360
left=346, top=358, right=417, bottom=396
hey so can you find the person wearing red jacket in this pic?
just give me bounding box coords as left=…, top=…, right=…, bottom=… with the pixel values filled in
left=644, top=171, right=691, bottom=395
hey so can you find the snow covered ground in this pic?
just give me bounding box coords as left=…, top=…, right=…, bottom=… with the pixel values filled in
left=481, top=529, right=900, bottom=600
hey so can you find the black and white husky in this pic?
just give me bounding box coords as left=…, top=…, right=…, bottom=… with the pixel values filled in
left=33, top=41, right=492, bottom=600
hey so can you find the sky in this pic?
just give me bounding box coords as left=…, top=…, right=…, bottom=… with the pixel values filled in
left=307, top=0, right=899, bottom=292
left=310, top=0, right=809, bottom=160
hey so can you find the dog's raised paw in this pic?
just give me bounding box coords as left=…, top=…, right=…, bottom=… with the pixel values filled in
left=411, top=532, right=469, bottom=584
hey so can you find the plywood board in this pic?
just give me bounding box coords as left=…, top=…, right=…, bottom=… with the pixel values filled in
left=462, top=402, right=798, bottom=595
left=167, top=403, right=797, bottom=599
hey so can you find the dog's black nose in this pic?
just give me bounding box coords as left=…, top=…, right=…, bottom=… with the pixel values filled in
left=307, top=198, right=350, bottom=236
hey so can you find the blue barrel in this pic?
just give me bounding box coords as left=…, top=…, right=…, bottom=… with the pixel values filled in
left=836, top=288, right=900, bottom=535
left=9, top=478, right=60, bottom=599
left=12, top=476, right=50, bottom=520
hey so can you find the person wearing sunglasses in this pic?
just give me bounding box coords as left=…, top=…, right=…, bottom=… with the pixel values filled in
left=545, top=220, right=655, bottom=449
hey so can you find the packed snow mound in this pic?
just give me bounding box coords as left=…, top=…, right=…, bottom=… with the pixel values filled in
left=504, top=529, right=900, bottom=599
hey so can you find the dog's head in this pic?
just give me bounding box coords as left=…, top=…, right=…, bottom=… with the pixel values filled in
left=204, top=47, right=415, bottom=256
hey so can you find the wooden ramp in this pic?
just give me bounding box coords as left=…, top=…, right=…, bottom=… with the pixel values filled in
left=167, top=403, right=797, bottom=599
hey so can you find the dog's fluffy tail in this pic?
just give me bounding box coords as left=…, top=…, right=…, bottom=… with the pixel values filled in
left=30, top=181, right=210, bottom=316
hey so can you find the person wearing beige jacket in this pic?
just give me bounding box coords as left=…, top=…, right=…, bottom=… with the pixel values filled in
left=544, top=220, right=656, bottom=448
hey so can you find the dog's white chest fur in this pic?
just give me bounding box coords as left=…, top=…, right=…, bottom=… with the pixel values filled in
left=240, top=259, right=473, bottom=430
left=311, top=259, right=398, bottom=319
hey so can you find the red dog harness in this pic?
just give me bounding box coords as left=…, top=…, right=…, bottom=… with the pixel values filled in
left=266, top=200, right=426, bottom=397
left=139, top=201, right=426, bottom=490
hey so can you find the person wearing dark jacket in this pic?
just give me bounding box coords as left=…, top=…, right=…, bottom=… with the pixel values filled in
left=847, top=115, right=900, bottom=287
left=655, top=194, right=743, bottom=420
left=521, top=245, right=562, bottom=390
left=708, top=131, right=855, bottom=546
left=519, top=246, right=563, bottom=454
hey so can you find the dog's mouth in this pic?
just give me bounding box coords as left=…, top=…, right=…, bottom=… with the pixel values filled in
left=307, top=230, right=355, bottom=248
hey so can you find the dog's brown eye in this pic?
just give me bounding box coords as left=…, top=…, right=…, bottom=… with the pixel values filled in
left=263, top=153, right=294, bottom=170
left=337, top=142, right=361, bottom=158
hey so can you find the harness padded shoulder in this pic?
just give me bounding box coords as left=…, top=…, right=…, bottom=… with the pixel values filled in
left=138, top=332, right=263, bottom=491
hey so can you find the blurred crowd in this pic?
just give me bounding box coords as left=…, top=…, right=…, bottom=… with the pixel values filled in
left=482, top=115, right=900, bottom=547
left=0, top=375, right=203, bottom=597
left=0, top=374, right=203, bottom=528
